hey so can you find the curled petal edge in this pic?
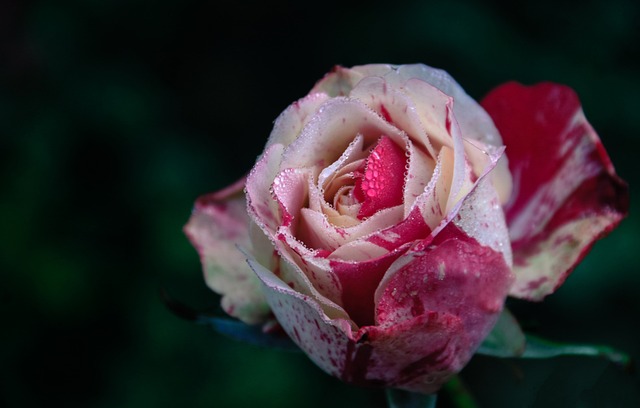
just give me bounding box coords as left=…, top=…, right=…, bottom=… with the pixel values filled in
left=184, top=178, right=271, bottom=324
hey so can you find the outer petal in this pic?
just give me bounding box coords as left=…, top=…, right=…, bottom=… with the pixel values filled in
left=315, top=64, right=505, bottom=147
left=266, top=92, right=330, bottom=149
left=393, top=64, right=505, bottom=147
left=249, top=251, right=477, bottom=395
left=373, top=224, right=513, bottom=389
left=184, top=178, right=270, bottom=324
left=311, top=64, right=391, bottom=97
left=248, top=254, right=354, bottom=378
left=375, top=224, right=513, bottom=333
left=246, top=143, right=285, bottom=234
left=481, top=82, right=629, bottom=300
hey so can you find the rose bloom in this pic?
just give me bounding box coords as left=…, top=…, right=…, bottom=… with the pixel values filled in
left=185, top=64, right=628, bottom=394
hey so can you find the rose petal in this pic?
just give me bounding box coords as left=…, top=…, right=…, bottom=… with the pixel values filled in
left=396, top=78, right=457, bottom=153
left=374, top=224, right=513, bottom=370
left=329, top=243, right=413, bottom=327
left=355, top=136, right=407, bottom=219
left=275, top=225, right=345, bottom=309
left=463, top=138, right=513, bottom=205
left=280, top=97, right=406, bottom=174
left=365, top=206, right=433, bottom=252
left=271, top=167, right=311, bottom=232
left=246, top=143, right=286, bottom=234
left=247, top=254, right=355, bottom=374
left=452, top=145, right=513, bottom=266
left=250, top=251, right=477, bottom=394
left=315, top=64, right=506, bottom=148
left=349, top=75, right=439, bottom=159
left=361, top=312, right=467, bottom=394
left=394, top=64, right=505, bottom=147
left=298, top=205, right=403, bottom=252
left=316, top=134, right=367, bottom=195
left=311, top=65, right=390, bottom=97
left=184, top=178, right=270, bottom=324
left=262, top=249, right=350, bottom=322
left=404, top=141, right=436, bottom=215
left=481, top=82, right=629, bottom=300
left=266, top=92, right=330, bottom=149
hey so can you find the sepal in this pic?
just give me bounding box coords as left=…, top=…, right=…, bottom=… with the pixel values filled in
left=520, top=334, right=631, bottom=369
left=386, top=389, right=437, bottom=408
left=476, top=307, right=631, bottom=369
left=160, top=289, right=300, bottom=351
left=476, top=308, right=526, bottom=357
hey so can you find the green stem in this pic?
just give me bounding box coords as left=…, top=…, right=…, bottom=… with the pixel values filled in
left=385, top=389, right=438, bottom=408
left=443, top=375, right=479, bottom=408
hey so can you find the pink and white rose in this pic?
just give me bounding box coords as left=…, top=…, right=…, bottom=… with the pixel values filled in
left=185, top=64, right=628, bottom=394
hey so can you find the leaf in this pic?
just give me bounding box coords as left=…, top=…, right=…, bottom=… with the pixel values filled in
left=520, top=334, right=632, bottom=369
left=160, top=288, right=300, bottom=352
left=386, top=389, right=437, bottom=408
left=474, top=306, right=632, bottom=369
left=476, top=308, right=526, bottom=357
left=196, top=315, right=301, bottom=351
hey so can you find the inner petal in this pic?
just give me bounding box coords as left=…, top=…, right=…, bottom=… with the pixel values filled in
left=355, top=135, right=407, bottom=219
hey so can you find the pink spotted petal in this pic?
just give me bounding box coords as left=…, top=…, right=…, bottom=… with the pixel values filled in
left=481, top=82, right=629, bottom=300
left=360, top=312, right=468, bottom=394
left=375, top=223, right=513, bottom=369
left=184, top=178, right=270, bottom=324
left=247, top=254, right=355, bottom=376
left=249, top=252, right=480, bottom=394
left=274, top=226, right=344, bottom=310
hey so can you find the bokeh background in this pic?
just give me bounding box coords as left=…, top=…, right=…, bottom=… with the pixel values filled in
left=2, top=0, right=639, bottom=407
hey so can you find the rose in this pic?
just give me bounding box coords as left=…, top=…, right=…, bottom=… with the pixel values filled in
left=185, top=64, right=628, bottom=394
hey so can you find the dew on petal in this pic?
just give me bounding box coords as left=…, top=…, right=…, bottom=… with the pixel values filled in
left=355, top=136, right=407, bottom=219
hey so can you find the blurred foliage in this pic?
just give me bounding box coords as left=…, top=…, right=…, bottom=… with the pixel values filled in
left=1, top=0, right=639, bottom=407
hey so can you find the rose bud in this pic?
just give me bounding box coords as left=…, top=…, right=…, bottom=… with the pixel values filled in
left=185, top=64, right=628, bottom=394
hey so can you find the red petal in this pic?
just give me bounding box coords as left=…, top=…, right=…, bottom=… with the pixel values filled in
left=356, top=136, right=407, bottom=219
left=376, top=223, right=513, bottom=347
left=330, top=245, right=411, bottom=327
left=251, top=253, right=474, bottom=394
left=481, top=82, right=628, bottom=300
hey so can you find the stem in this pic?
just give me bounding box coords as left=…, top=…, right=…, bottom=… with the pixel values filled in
left=385, top=389, right=438, bottom=408
left=443, top=375, right=479, bottom=408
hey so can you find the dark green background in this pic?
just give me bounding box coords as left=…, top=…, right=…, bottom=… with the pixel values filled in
left=2, top=0, right=639, bottom=407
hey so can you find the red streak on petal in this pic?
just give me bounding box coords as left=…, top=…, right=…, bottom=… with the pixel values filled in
left=482, top=82, right=628, bottom=299
left=380, top=104, right=392, bottom=122
left=342, top=340, right=375, bottom=385
left=481, top=82, right=627, bottom=238
left=331, top=249, right=406, bottom=327
left=367, top=206, right=432, bottom=251
left=356, top=136, right=407, bottom=219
